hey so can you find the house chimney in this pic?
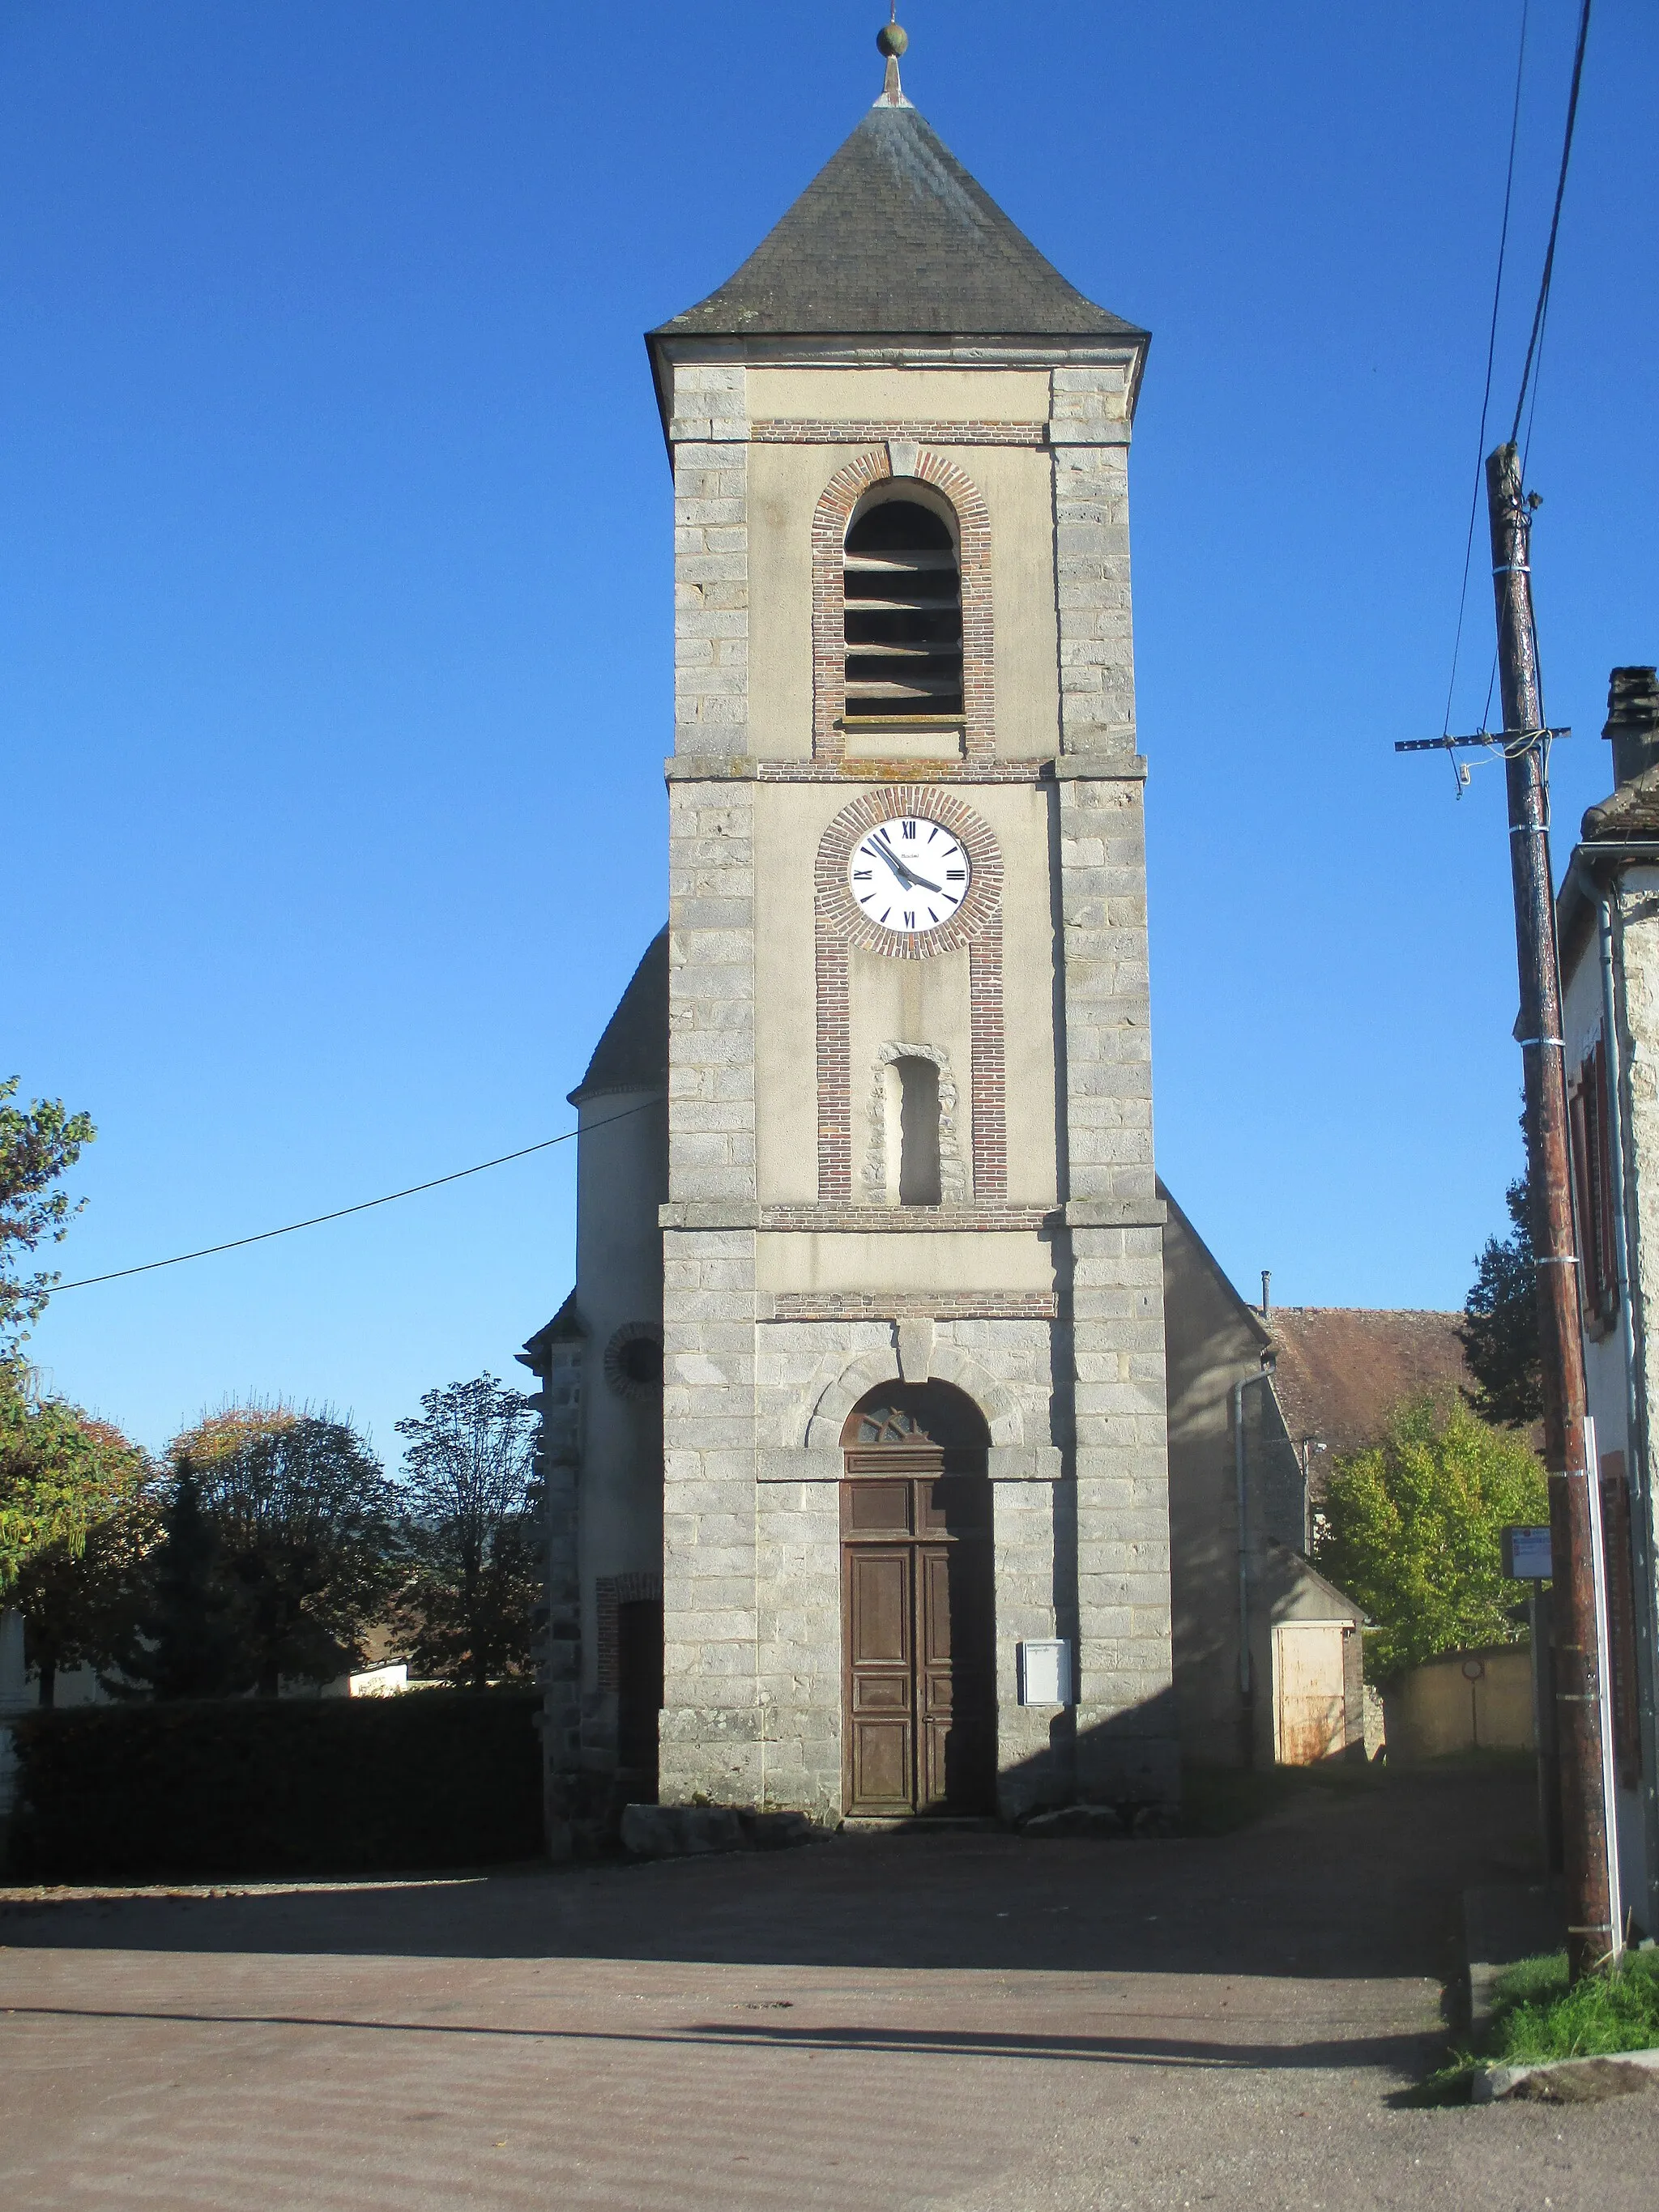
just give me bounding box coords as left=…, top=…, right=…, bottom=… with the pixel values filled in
left=1260, top=1268, right=1271, bottom=1319
left=1605, top=666, right=1659, bottom=790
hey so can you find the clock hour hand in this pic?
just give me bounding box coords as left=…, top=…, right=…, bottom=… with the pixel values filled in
left=871, top=832, right=942, bottom=896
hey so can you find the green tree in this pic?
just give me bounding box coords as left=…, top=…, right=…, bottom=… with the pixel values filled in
left=1461, top=1171, right=1544, bottom=1427
left=0, top=1366, right=135, bottom=1596
left=167, top=1403, right=400, bottom=1696
left=11, top=1412, right=160, bottom=1703
left=1314, top=1395, right=1549, bottom=1679
left=118, top=1461, right=249, bottom=1700
left=393, top=1375, right=539, bottom=1690
left=1, top=1079, right=96, bottom=1353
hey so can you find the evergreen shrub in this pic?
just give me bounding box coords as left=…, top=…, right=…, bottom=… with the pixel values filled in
left=4, top=1689, right=542, bottom=1882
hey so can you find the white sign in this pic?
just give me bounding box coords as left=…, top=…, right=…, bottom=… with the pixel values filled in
left=1018, top=1639, right=1072, bottom=1708
left=1502, top=1525, right=1553, bottom=1580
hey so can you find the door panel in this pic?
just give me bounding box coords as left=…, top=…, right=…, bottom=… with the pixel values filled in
left=842, top=1477, right=996, bottom=1817
left=1274, top=1624, right=1346, bottom=1765
left=849, top=1549, right=910, bottom=1664
left=852, top=1716, right=914, bottom=1810
left=847, top=1547, right=914, bottom=1813
left=847, top=1480, right=913, bottom=1535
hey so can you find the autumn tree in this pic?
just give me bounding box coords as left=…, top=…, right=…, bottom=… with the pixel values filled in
left=393, top=1375, right=539, bottom=1690
left=0, top=1366, right=139, bottom=1599
left=1313, top=1396, right=1549, bottom=1678
left=1, top=1078, right=96, bottom=1353
left=10, top=1410, right=160, bottom=1703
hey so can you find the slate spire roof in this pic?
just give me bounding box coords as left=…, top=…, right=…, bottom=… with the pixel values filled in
left=652, top=100, right=1144, bottom=344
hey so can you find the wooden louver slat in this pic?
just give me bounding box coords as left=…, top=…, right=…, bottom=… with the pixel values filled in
left=844, top=497, right=963, bottom=722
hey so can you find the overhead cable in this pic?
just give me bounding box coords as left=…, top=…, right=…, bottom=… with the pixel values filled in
left=1510, top=0, right=1593, bottom=447
left=46, top=1096, right=663, bottom=1294
left=1442, top=0, right=1531, bottom=740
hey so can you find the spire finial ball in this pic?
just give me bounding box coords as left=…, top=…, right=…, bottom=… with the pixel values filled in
left=876, top=22, right=908, bottom=59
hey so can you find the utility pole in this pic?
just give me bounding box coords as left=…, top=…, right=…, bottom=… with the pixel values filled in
left=1486, top=438, right=1613, bottom=1978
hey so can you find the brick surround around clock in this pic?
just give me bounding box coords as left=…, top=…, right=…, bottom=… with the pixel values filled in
left=812, top=783, right=1006, bottom=1204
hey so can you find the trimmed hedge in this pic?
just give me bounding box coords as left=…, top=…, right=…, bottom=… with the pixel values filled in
left=4, top=1690, right=543, bottom=1882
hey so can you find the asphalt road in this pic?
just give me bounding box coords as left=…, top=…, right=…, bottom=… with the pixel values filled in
left=2, top=1763, right=1655, bottom=2210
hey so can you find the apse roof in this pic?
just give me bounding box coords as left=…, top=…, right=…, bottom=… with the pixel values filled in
left=569, top=928, right=669, bottom=1105
left=651, top=100, right=1145, bottom=345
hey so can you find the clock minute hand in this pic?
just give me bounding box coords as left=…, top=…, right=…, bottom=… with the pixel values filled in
left=871, top=833, right=919, bottom=888
left=872, top=833, right=941, bottom=895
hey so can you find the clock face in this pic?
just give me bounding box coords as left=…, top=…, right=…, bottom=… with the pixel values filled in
left=847, top=816, right=971, bottom=935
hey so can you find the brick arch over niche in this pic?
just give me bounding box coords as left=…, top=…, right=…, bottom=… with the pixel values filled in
left=798, top=1344, right=1024, bottom=1451
left=814, top=786, right=1004, bottom=1204
left=811, top=450, right=994, bottom=763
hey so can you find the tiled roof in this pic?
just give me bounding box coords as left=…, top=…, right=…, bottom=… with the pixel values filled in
left=569, top=929, right=668, bottom=1105
left=1581, top=764, right=1659, bottom=842
left=653, top=102, right=1144, bottom=343
left=1266, top=1308, right=1473, bottom=1465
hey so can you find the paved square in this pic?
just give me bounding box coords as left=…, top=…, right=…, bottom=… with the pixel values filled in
left=3, top=1768, right=1655, bottom=2209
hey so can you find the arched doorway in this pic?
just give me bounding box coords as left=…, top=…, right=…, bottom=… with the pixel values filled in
left=840, top=1381, right=996, bottom=1816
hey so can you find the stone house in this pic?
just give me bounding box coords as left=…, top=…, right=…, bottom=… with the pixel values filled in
left=1555, top=663, right=1659, bottom=1938
left=520, top=44, right=1368, bottom=1847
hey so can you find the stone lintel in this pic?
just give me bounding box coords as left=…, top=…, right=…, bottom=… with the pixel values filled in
left=1062, top=1199, right=1168, bottom=1229
left=1047, top=420, right=1132, bottom=448
left=1051, top=748, right=1145, bottom=780
left=661, top=1202, right=763, bottom=1230
left=665, top=755, right=760, bottom=782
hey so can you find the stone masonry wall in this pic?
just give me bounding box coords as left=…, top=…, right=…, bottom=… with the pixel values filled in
left=1054, top=467, right=1177, bottom=1807
left=534, top=1336, right=582, bottom=1852
left=660, top=353, right=765, bottom=1792
left=1051, top=364, right=1136, bottom=757
left=671, top=359, right=749, bottom=760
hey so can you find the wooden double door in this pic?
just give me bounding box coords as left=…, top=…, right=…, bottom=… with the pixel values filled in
left=842, top=1469, right=996, bottom=1816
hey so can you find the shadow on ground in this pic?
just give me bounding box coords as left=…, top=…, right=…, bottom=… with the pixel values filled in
left=0, top=1997, right=1436, bottom=2078
left=0, top=1764, right=1541, bottom=1992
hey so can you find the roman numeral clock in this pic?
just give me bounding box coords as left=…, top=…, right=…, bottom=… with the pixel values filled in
left=848, top=814, right=971, bottom=936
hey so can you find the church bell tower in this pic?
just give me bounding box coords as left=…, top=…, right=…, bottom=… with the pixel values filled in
left=644, top=23, right=1177, bottom=1822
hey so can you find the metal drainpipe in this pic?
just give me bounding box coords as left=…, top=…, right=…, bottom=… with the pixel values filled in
left=1234, top=1373, right=1267, bottom=1700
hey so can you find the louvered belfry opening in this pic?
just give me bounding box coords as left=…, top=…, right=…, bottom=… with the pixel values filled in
left=843, top=495, right=963, bottom=722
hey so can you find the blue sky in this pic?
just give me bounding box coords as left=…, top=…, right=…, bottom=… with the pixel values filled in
left=6, top=1, right=1657, bottom=1464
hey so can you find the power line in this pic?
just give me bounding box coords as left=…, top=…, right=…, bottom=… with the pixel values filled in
left=1510, top=0, right=1593, bottom=447
left=45, top=1097, right=664, bottom=1294
left=1442, top=0, right=1531, bottom=740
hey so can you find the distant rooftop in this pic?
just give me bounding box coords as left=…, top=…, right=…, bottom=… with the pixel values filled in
left=1267, top=1307, right=1473, bottom=1468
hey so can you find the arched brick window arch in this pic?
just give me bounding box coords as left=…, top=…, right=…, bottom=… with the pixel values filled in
left=811, top=450, right=993, bottom=762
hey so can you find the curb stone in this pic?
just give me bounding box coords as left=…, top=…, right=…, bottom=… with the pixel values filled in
left=1473, top=2046, right=1659, bottom=2104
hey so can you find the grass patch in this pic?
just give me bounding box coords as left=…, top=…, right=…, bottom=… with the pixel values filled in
left=1488, top=1947, right=1659, bottom=2065
left=1408, top=1948, right=1659, bottom=2103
